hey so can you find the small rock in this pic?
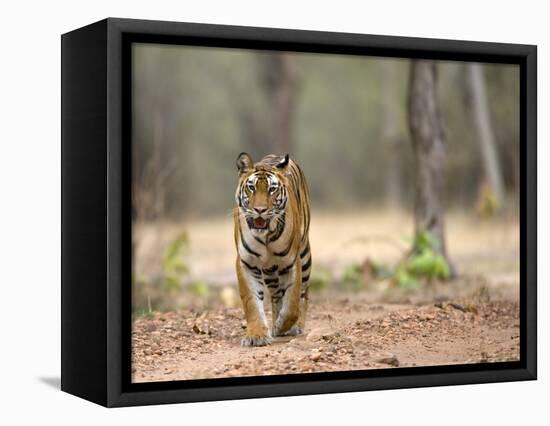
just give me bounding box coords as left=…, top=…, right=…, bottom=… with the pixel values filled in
left=193, top=324, right=209, bottom=334
left=375, top=352, right=400, bottom=367
left=311, top=352, right=322, bottom=362
left=448, top=302, right=467, bottom=312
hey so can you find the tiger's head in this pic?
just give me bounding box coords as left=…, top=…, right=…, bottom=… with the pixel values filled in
left=235, top=152, right=290, bottom=234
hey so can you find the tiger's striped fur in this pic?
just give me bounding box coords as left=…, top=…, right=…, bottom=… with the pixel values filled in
left=234, top=153, right=312, bottom=347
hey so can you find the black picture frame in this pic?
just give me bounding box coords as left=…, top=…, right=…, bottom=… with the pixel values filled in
left=61, top=17, right=537, bottom=407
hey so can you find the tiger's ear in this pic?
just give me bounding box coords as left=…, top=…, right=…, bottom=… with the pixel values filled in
left=236, top=152, right=253, bottom=174
left=276, top=154, right=290, bottom=169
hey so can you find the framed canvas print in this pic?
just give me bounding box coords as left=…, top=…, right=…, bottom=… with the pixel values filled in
left=61, top=18, right=537, bottom=407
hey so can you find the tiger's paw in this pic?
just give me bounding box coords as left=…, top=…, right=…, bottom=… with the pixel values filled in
left=272, top=314, right=300, bottom=337
left=241, top=335, right=272, bottom=347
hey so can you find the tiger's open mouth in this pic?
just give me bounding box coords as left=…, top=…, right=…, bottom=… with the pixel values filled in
left=248, top=217, right=269, bottom=230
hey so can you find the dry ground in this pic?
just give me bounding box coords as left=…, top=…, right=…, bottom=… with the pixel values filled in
left=132, top=294, right=519, bottom=382
left=132, top=210, right=520, bottom=383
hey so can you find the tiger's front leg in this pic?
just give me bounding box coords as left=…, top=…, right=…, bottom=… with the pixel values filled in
left=236, top=258, right=272, bottom=347
left=272, top=257, right=302, bottom=337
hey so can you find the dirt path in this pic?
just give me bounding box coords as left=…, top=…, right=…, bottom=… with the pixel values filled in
left=132, top=297, right=519, bottom=382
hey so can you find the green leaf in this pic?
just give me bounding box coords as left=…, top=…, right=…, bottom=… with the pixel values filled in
left=433, top=255, right=450, bottom=279
left=161, top=232, right=190, bottom=291
left=391, top=230, right=451, bottom=286
left=395, top=269, right=419, bottom=289
left=413, top=230, right=438, bottom=252
left=407, top=250, right=436, bottom=275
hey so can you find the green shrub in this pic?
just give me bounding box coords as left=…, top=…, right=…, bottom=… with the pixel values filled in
left=189, top=281, right=210, bottom=298
left=162, top=232, right=190, bottom=291
left=341, top=263, right=363, bottom=290
left=309, top=268, right=331, bottom=291
left=393, top=231, right=450, bottom=288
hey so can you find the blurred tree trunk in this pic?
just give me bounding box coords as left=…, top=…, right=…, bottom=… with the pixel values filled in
left=133, top=110, right=166, bottom=222
left=133, top=49, right=187, bottom=221
left=236, top=104, right=265, bottom=159
left=258, top=53, right=299, bottom=154
left=133, top=109, right=180, bottom=222
left=407, top=60, right=452, bottom=265
left=380, top=60, right=403, bottom=207
left=465, top=63, right=505, bottom=209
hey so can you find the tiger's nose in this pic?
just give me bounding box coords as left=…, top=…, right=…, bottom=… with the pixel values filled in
left=254, top=207, right=267, bottom=214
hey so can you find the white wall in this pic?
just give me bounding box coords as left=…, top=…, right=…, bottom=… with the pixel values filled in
left=1, top=0, right=545, bottom=423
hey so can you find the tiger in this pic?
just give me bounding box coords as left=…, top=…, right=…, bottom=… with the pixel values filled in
left=234, top=152, right=312, bottom=347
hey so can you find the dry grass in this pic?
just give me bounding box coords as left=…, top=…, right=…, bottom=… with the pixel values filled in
left=134, top=208, right=519, bottom=287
